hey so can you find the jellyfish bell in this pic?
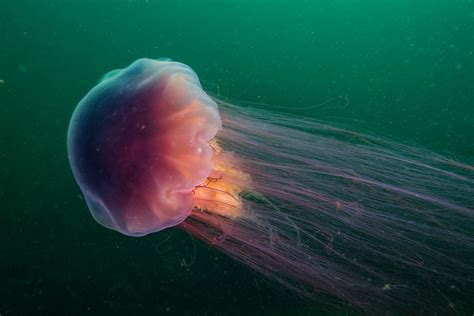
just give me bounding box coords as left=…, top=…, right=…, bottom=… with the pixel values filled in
left=68, top=58, right=474, bottom=313
left=67, top=58, right=247, bottom=236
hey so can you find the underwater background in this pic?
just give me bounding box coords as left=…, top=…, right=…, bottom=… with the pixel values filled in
left=1, top=0, right=473, bottom=315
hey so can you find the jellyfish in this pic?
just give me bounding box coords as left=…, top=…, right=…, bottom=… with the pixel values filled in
left=67, top=58, right=474, bottom=313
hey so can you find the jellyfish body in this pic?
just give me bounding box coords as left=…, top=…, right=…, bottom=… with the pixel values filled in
left=68, top=58, right=474, bottom=313
left=67, top=59, right=222, bottom=236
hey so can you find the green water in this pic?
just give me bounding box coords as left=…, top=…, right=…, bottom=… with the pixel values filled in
left=1, top=1, right=473, bottom=315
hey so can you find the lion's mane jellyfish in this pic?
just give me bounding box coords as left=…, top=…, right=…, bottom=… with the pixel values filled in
left=68, top=58, right=474, bottom=313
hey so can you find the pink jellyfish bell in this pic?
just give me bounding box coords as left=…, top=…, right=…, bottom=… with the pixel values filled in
left=67, top=58, right=245, bottom=236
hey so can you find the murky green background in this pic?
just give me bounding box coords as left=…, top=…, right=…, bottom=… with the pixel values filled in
left=1, top=1, right=473, bottom=315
